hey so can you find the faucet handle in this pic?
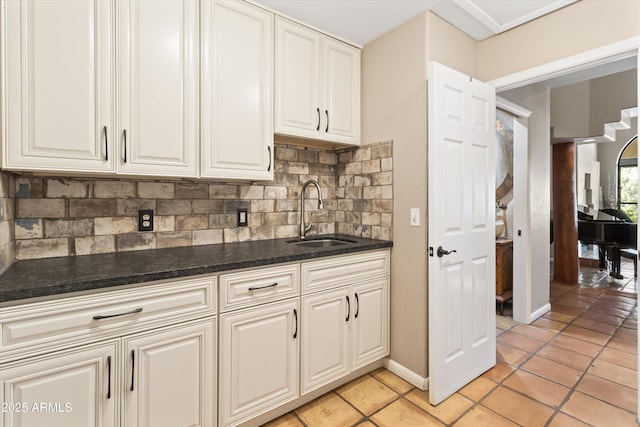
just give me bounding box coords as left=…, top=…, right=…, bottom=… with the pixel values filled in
left=304, top=222, right=313, bottom=234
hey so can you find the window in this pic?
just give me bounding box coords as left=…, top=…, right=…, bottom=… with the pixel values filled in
left=618, top=135, right=638, bottom=223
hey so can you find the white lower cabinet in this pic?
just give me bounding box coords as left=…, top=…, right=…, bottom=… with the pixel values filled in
left=300, top=287, right=350, bottom=394
left=1, top=318, right=216, bottom=427
left=0, top=275, right=217, bottom=427
left=217, top=250, right=390, bottom=426
left=1, top=250, right=390, bottom=427
left=123, top=319, right=216, bottom=427
left=1, top=341, right=119, bottom=427
left=301, top=277, right=389, bottom=395
left=219, top=299, right=299, bottom=427
left=350, top=278, right=390, bottom=370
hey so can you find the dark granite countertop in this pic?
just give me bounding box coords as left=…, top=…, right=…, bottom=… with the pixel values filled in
left=0, top=235, right=392, bottom=304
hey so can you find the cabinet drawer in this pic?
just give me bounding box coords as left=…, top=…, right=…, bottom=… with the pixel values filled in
left=301, top=250, right=390, bottom=294
left=0, top=275, right=216, bottom=361
left=219, top=264, right=299, bottom=312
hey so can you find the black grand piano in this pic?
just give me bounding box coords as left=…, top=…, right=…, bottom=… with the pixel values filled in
left=578, top=208, right=637, bottom=279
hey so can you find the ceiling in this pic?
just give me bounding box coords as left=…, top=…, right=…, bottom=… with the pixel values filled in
left=254, top=0, right=579, bottom=45
left=256, top=0, right=637, bottom=89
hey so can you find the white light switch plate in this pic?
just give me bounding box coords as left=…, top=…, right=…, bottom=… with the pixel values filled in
left=410, top=208, right=420, bottom=226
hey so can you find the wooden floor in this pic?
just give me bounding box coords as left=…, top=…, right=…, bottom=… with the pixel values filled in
left=265, top=262, right=638, bottom=426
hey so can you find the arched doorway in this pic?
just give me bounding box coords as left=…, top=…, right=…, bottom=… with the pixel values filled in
left=617, top=135, right=638, bottom=222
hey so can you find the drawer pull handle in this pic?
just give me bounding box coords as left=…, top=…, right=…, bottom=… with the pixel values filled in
left=107, top=355, right=112, bottom=399
left=293, top=308, right=298, bottom=339
left=248, top=282, right=278, bottom=292
left=93, top=307, right=143, bottom=320
left=346, top=295, right=350, bottom=322
left=316, top=107, right=320, bottom=131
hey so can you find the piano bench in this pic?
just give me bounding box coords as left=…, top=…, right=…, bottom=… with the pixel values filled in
left=620, top=249, right=637, bottom=278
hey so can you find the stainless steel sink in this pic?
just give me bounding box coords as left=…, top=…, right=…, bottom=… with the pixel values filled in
left=287, top=237, right=356, bottom=248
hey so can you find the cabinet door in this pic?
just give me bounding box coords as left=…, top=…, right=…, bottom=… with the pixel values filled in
left=351, top=278, right=389, bottom=370
left=274, top=17, right=322, bottom=139
left=323, top=39, right=360, bottom=145
left=118, top=0, right=198, bottom=177
left=1, top=341, right=117, bottom=427
left=123, top=319, right=216, bottom=427
left=301, top=288, right=350, bottom=395
left=1, top=0, right=114, bottom=173
left=219, top=299, right=299, bottom=427
left=201, top=0, right=274, bottom=180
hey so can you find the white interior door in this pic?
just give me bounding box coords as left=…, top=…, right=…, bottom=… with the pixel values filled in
left=428, top=62, right=496, bottom=405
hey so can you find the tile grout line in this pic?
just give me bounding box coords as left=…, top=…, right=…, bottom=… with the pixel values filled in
left=543, top=285, right=638, bottom=425
left=493, top=284, right=605, bottom=426
left=357, top=371, right=420, bottom=426
left=542, top=285, right=608, bottom=426
left=272, top=274, right=636, bottom=427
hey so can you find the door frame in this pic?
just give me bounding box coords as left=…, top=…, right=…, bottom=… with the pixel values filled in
left=488, top=36, right=640, bottom=324
left=488, top=36, right=639, bottom=416
left=496, top=96, right=532, bottom=324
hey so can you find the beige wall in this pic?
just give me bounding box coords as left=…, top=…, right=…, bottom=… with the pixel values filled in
left=362, top=11, right=476, bottom=378
left=551, top=81, right=591, bottom=140
left=589, top=69, right=638, bottom=135
left=592, top=70, right=638, bottom=204
left=366, top=0, right=639, bottom=381
left=426, top=13, right=477, bottom=77
left=551, top=69, right=637, bottom=205
left=362, top=12, right=429, bottom=377
left=478, top=0, right=640, bottom=82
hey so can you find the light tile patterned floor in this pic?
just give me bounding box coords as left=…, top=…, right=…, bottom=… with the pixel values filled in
left=265, top=265, right=638, bottom=426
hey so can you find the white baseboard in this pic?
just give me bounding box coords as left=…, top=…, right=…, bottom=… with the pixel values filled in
left=383, top=358, right=429, bottom=390
left=529, top=303, right=551, bottom=323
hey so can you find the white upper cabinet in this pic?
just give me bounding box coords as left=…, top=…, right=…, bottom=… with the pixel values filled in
left=201, top=0, right=274, bottom=180
left=1, top=0, right=199, bottom=177
left=275, top=17, right=360, bottom=146
left=1, top=0, right=115, bottom=173
left=117, top=0, right=199, bottom=177
left=2, top=0, right=360, bottom=179
left=323, top=39, right=361, bottom=144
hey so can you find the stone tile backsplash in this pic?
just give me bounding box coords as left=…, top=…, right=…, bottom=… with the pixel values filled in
left=0, top=172, right=16, bottom=272
left=4, top=142, right=393, bottom=263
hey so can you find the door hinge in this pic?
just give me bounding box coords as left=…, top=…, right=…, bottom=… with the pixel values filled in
left=428, top=246, right=434, bottom=257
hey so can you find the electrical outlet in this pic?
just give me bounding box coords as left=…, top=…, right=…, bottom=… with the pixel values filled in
left=138, top=210, right=154, bottom=231
left=237, top=208, right=248, bottom=227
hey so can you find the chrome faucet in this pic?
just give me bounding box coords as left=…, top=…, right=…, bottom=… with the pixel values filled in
left=300, top=179, right=324, bottom=239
